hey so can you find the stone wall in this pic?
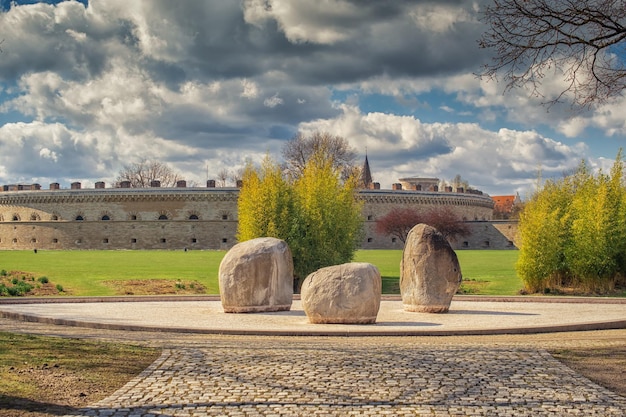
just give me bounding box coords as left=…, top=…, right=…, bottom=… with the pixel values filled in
left=0, top=186, right=516, bottom=251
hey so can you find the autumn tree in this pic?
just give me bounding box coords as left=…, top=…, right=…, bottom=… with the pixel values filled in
left=237, top=142, right=364, bottom=290
left=237, top=155, right=293, bottom=242
left=375, top=206, right=469, bottom=244
left=115, top=159, right=181, bottom=188
left=374, top=207, right=423, bottom=244
left=282, top=131, right=358, bottom=180
left=479, top=0, right=626, bottom=108
left=289, top=152, right=364, bottom=287
left=517, top=151, right=626, bottom=293
left=422, top=207, right=470, bottom=242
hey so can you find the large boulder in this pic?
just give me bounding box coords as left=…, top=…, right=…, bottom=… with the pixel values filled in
left=400, top=224, right=462, bottom=313
left=301, top=262, right=381, bottom=324
left=219, top=237, right=293, bottom=313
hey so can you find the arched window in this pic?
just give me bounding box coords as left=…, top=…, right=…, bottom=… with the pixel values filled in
left=158, top=214, right=168, bottom=220
left=12, top=214, right=19, bottom=221
left=75, top=215, right=84, bottom=221
left=101, top=215, right=110, bottom=221
left=189, top=214, right=199, bottom=220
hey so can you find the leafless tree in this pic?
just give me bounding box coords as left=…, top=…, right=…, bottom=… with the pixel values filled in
left=115, top=159, right=181, bottom=188
left=230, top=167, right=245, bottom=187
left=478, top=0, right=626, bottom=109
left=282, top=131, right=357, bottom=180
left=216, top=168, right=230, bottom=187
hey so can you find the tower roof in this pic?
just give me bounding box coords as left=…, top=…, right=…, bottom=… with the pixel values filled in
left=360, top=154, right=373, bottom=189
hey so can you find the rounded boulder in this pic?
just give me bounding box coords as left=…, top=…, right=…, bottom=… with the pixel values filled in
left=400, top=224, right=462, bottom=313
left=301, top=262, right=381, bottom=324
left=219, top=237, right=294, bottom=313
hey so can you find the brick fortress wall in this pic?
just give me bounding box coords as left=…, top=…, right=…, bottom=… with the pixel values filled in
left=0, top=183, right=517, bottom=251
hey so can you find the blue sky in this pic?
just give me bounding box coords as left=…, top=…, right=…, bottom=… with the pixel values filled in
left=0, top=0, right=624, bottom=196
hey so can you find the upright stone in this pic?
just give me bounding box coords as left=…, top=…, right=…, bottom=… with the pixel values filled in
left=219, top=237, right=293, bottom=313
left=301, top=262, right=381, bottom=324
left=400, top=224, right=462, bottom=313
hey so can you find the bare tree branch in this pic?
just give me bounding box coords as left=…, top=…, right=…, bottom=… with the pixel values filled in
left=478, top=0, right=626, bottom=109
left=282, top=131, right=357, bottom=180
left=115, top=159, right=181, bottom=188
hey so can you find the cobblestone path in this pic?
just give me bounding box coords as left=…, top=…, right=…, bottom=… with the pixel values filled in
left=69, top=340, right=625, bottom=417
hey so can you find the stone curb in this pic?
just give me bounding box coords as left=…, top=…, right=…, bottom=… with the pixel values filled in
left=1, top=294, right=625, bottom=304
left=1, top=296, right=625, bottom=337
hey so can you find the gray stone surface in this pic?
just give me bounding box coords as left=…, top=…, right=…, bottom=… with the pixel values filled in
left=401, top=224, right=462, bottom=313
left=219, top=237, right=293, bottom=313
left=300, top=262, right=381, bottom=324
left=0, top=299, right=624, bottom=417
left=57, top=335, right=626, bottom=417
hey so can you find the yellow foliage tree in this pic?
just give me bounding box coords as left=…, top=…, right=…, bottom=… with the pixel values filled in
left=237, top=149, right=363, bottom=290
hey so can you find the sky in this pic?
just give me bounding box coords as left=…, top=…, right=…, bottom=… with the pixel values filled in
left=0, top=0, right=624, bottom=197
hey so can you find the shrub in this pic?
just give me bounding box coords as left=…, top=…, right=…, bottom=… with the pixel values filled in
left=38, top=276, right=49, bottom=284
left=0, top=269, right=7, bottom=276
left=56, top=284, right=64, bottom=292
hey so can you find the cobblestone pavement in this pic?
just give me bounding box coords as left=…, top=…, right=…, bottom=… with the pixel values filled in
left=24, top=326, right=617, bottom=416
left=2, top=320, right=626, bottom=416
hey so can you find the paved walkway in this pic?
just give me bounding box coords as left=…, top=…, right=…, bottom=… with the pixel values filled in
left=1, top=296, right=625, bottom=416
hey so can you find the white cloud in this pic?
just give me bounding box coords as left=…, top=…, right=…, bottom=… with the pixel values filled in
left=298, top=105, right=588, bottom=194
left=263, top=93, right=284, bottom=108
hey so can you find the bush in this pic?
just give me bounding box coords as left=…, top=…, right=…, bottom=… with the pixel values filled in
left=38, top=276, right=49, bottom=284
left=237, top=152, right=363, bottom=289
left=56, top=284, right=64, bottom=292
left=0, top=270, right=7, bottom=276
left=517, top=151, right=626, bottom=294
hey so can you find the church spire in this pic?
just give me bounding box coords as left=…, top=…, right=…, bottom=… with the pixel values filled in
left=360, top=151, right=373, bottom=189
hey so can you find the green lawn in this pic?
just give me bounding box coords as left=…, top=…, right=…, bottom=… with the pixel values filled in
left=0, top=250, right=224, bottom=296
left=354, top=250, right=523, bottom=295
left=0, top=249, right=523, bottom=297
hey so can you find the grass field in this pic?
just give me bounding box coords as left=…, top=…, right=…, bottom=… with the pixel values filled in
left=0, top=249, right=523, bottom=296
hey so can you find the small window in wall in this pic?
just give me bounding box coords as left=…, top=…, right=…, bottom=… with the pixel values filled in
left=158, top=215, right=168, bottom=220
left=30, top=214, right=39, bottom=221
left=221, top=214, right=228, bottom=220
left=31, top=238, right=37, bottom=243
left=75, top=215, right=84, bottom=221
left=191, top=238, right=197, bottom=243
left=189, top=214, right=199, bottom=220
left=161, top=238, right=167, bottom=243
left=367, top=215, right=373, bottom=221
left=131, top=238, right=137, bottom=243
left=103, top=238, right=109, bottom=243
left=367, top=237, right=373, bottom=243
left=76, top=239, right=82, bottom=244
left=12, top=238, right=17, bottom=243
left=463, top=241, right=469, bottom=248
left=12, top=215, right=19, bottom=221
left=101, top=215, right=110, bottom=221
left=484, top=240, right=490, bottom=247
left=507, top=240, right=514, bottom=247
left=391, top=237, right=397, bottom=243
left=51, top=214, right=59, bottom=221
left=52, top=238, right=58, bottom=243
left=130, top=215, right=138, bottom=220
left=222, top=238, right=228, bottom=243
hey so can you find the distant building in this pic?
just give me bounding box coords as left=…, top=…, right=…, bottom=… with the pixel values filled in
left=492, top=193, right=522, bottom=219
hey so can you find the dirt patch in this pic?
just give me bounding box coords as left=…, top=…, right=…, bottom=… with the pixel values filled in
left=0, top=271, right=66, bottom=296
left=102, top=279, right=207, bottom=295
left=457, top=278, right=489, bottom=294
left=549, top=346, right=626, bottom=397
left=0, top=332, right=160, bottom=417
